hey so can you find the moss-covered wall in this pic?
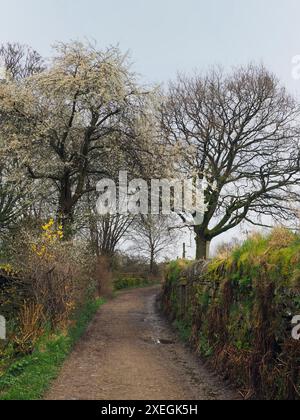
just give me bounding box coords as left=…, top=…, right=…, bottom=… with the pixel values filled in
left=162, top=229, right=300, bottom=400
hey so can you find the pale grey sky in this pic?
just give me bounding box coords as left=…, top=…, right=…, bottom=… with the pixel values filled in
left=1, top=0, right=299, bottom=257
left=1, top=0, right=300, bottom=93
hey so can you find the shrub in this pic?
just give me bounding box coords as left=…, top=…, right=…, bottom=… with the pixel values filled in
left=3, top=222, right=97, bottom=326
left=114, top=276, right=151, bottom=291
left=0, top=298, right=104, bottom=400
left=95, top=256, right=114, bottom=298
left=12, top=302, right=45, bottom=356
left=0, top=220, right=99, bottom=364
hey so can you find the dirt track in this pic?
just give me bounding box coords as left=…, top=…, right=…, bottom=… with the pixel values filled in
left=46, top=286, right=238, bottom=400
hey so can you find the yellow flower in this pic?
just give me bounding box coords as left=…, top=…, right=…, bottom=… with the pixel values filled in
left=57, top=230, right=64, bottom=239
left=0, top=263, right=15, bottom=276
left=42, top=218, right=55, bottom=232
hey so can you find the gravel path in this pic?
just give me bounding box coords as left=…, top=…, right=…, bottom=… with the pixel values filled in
left=46, top=286, right=238, bottom=400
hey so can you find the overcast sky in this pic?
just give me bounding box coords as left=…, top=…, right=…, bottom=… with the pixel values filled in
left=1, top=0, right=300, bottom=257
left=1, top=0, right=300, bottom=92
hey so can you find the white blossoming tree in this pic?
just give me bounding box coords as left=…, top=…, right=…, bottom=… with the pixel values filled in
left=0, top=42, right=155, bottom=237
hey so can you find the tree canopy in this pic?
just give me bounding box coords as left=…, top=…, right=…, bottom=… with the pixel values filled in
left=161, top=66, right=300, bottom=257
left=1, top=43, right=300, bottom=260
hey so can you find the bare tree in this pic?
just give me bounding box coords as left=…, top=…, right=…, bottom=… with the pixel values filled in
left=130, top=215, right=177, bottom=273
left=76, top=188, right=133, bottom=257
left=0, top=42, right=45, bottom=80
left=89, top=213, right=133, bottom=257
left=161, top=65, right=300, bottom=259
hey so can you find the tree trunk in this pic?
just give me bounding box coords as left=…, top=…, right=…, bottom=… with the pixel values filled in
left=59, top=175, right=75, bottom=240
left=195, top=234, right=210, bottom=260
left=150, top=248, right=155, bottom=274
left=58, top=197, right=74, bottom=240
left=60, top=209, right=74, bottom=240
left=89, top=218, right=100, bottom=257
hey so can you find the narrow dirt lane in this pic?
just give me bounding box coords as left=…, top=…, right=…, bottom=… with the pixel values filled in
left=46, top=286, right=238, bottom=400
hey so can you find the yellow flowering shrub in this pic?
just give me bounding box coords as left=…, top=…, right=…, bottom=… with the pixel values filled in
left=0, top=263, right=15, bottom=276
left=31, top=219, right=64, bottom=259
left=42, top=219, right=64, bottom=241
left=1, top=219, right=97, bottom=355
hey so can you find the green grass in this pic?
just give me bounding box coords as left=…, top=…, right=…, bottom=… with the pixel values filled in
left=0, top=298, right=105, bottom=400
left=173, top=319, right=192, bottom=343
left=114, top=276, right=158, bottom=291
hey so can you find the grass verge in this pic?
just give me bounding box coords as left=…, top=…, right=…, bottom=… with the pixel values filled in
left=0, top=298, right=105, bottom=400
